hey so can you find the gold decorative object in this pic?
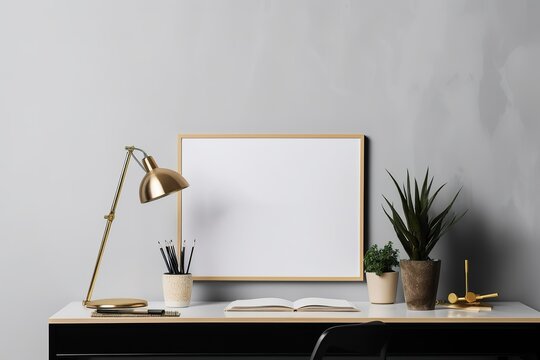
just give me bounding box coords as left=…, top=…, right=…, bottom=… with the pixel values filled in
left=465, top=259, right=469, bottom=294
left=465, top=292, right=499, bottom=303
left=83, top=146, right=189, bottom=309
left=447, top=293, right=466, bottom=304
left=443, top=259, right=499, bottom=309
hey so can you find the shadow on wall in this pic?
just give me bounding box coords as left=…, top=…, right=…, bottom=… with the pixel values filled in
left=436, top=205, right=539, bottom=309
left=364, top=136, right=371, bottom=259
left=436, top=210, right=502, bottom=298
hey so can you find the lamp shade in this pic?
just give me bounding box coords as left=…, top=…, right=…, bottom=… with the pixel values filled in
left=139, top=155, right=189, bottom=203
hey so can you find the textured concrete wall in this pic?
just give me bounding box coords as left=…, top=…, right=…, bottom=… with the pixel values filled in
left=1, top=1, right=539, bottom=358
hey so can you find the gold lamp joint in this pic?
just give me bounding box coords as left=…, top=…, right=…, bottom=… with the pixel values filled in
left=104, top=213, right=115, bottom=221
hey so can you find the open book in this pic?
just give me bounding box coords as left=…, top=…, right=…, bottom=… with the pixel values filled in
left=225, top=297, right=359, bottom=312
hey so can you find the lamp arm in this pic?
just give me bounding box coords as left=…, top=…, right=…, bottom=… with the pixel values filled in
left=83, top=147, right=135, bottom=305
left=132, top=147, right=148, bottom=157
left=130, top=147, right=148, bottom=172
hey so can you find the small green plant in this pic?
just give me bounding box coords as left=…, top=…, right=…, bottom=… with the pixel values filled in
left=383, top=168, right=467, bottom=261
left=364, top=241, right=399, bottom=276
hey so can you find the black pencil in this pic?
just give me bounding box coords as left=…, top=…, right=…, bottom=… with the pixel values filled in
left=186, top=239, right=196, bottom=274
left=173, top=241, right=181, bottom=274
left=181, top=242, right=186, bottom=274
left=158, top=242, right=172, bottom=273
left=162, top=241, right=174, bottom=273
left=171, top=241, right=180, bottom=274
left=167, top=241, right=179, bottom=274
left=164, top=242, right=172, bottom=273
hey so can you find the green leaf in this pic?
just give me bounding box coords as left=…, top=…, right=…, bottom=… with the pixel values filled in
left=386, top=170, right=413, bottom=227
left=426, top=183, right=446, bottom=212
left=382, top=203, right=414, bottom=258
left=429, top=187, right=462, bottom=229
left=364, top=241, right=400, bottom=275
left=420, top=168, right=430, bottom=206
left=405, top=170, right=415, bottom=216
left=414, top=179, right=422, bottom=218
left=382, top=169, right=467, bottom=261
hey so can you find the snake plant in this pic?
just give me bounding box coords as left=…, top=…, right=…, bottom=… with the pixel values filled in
left=383, top=169, right=466, bottom=261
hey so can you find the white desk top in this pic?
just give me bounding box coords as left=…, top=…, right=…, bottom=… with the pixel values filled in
left=49, top=301, right=540, bottom=324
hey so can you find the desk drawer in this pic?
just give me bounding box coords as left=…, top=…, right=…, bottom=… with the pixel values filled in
left=49, top=323, right=328, bottom=357
left=49, top=323, right=540, bottom=358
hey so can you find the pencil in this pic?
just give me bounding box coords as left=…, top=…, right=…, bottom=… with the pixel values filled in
left=180, top=241, right=186, bottom=274
left=186, top=239, right=196, bottom=274
left=167, top=241, right=179, bottom=274
left=172, top=241, right=181, bottom=274
left=173, top=241, right=181, bottom=274
left=158, top=241, right=172, bottom=274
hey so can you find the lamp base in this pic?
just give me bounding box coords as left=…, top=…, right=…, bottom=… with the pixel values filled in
left=83, top=298, right=148, bottom=309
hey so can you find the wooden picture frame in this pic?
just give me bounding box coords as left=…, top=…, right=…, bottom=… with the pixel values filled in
left=178, top=134, right=364, bottom=281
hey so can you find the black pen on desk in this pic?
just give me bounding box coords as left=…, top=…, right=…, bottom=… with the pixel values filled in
left=186, top=239, right=196, bottom=274
left=96, top=308, right=165, bottom=315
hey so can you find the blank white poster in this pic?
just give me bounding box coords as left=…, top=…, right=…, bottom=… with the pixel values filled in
left=179, top=135, right=364, bottom=280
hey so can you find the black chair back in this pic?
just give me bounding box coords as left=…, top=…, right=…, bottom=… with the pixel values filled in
left=309, top=321, right=389, bottom=360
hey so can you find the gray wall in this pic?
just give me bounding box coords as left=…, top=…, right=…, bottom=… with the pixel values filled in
left=1, top=0, right=539, bottom=358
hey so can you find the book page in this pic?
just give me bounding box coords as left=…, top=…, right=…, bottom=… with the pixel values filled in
left=225, top=298, right=293, bottom=311
left=293, top=298, right=356, bottom=310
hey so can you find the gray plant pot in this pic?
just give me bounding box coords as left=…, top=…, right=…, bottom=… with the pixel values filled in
left=400, top=259, right=441, bottom=310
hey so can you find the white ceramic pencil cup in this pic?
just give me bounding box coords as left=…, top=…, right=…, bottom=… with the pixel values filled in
left=162, top=274, right=193, bottom=307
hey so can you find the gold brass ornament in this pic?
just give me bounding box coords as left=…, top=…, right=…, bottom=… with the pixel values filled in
left=464, top=291, right=499, bottom=303
left=439, top=259, right=499, bottom=310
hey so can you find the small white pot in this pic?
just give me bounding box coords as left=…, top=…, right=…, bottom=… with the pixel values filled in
left=162, top=274, right=193, bottom=307
left=366, top=271, right=398, bottom=304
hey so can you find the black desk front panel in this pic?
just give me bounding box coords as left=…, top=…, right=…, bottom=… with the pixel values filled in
left=49, top=322, right=540, bottom=359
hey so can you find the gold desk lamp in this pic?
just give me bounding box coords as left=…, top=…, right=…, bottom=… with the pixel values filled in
left=83, top=146, right=189, bottom=309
